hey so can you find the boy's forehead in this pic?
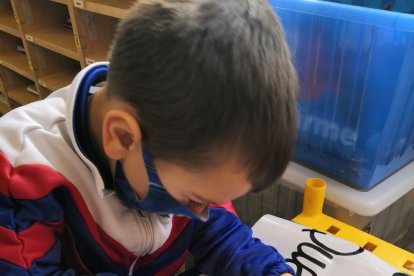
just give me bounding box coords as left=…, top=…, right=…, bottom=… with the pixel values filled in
left=156, top=157, right=252, bottom=204
left=155, top=155, right=251, bottom=186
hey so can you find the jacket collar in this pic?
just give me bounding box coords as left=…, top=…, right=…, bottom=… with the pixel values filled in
left=65, top=62, right=112, bottom=194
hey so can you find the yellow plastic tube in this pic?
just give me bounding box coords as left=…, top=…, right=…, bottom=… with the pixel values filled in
left=302, top=178, right=326, bottom=217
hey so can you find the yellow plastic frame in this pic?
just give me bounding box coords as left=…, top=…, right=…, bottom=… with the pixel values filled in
left=292, top=178, right=414, bottom=275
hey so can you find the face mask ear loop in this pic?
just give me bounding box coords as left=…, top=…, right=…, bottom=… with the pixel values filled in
left=117, top=158, right=148, bottom=217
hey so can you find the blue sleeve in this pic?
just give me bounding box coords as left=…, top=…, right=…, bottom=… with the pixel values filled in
left=189, top=208, right=295, bottom=275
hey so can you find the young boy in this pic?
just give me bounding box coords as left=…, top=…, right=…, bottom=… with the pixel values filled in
left=0, top=0, right=297, bottom=275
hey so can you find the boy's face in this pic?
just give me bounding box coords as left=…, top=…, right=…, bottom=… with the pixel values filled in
left=98, top=97, right=252, bottom=217
left=149, top=156, right=252, bottom=216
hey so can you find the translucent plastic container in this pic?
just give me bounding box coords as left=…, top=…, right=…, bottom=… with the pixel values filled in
left=330, top=0, right=414, bottom=14
left=270, top=0, right=414, bottom=190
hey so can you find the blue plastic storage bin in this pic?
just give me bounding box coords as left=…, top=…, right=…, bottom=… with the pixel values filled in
left=270, top=0, right=414, bottom=190
left=330, top=0, right=414, bottom=14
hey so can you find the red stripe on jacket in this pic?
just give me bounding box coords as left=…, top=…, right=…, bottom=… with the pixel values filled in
left=155, top=250, right=189, bottom=276
left=0, top=221, right=64, bottom=269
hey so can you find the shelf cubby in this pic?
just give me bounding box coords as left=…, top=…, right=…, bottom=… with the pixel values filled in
left=0, top=79, right=10, bottom=114
left=0, top=94, right=11, bottom=115
left=0, top=31, right=33, bottom=80
left=0, top=0, right=19, bottom=37
left=28, top=44, right=80, bottom=97
left=0, top=78, right=5, bottom=93
left=0, top=65, right=38, bottom=106
left=74, top=9, right=118, bottom=65
left=14, top=0, right=80, bottom=60
left=38, top=69, right=77, bottom=91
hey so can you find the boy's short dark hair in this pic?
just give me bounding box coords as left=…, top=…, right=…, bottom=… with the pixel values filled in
left=107, top=0, right=298, bottom=192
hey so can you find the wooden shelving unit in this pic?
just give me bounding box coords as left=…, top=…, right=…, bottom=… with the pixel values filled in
left=0, top=0, right=132, bottom=115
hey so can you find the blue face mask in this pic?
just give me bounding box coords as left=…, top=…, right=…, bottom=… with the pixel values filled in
left=113, top=142, right=209, bottom=221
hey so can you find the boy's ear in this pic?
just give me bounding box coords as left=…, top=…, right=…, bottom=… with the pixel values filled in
left=102, top=110, right=142, bottom=160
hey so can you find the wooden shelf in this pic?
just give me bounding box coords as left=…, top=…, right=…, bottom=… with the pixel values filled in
left=75, top=0, right=133, bottom=18
left=0, top=91, right=6, bottom=100
left=8, top=86, right=39, bottom=105
left=0, top=96, right=11, bottom=114
left=38, top=69, right=76, bottom=91
left=26, top=26, right=79, bottom=60
left=0, top=51, right=33, bottom=80
left=0, top=12, right=20, bottom=37
left=85, top=51, right=108, bottom=65
left=50, top=0, right=68, bottom=5
left=0, top=83, right=4, bottom=94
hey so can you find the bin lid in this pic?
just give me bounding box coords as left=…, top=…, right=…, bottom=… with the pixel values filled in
left=270, top=0, right=414, bottom=32
left=281, top=161, right=414, bottom=216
